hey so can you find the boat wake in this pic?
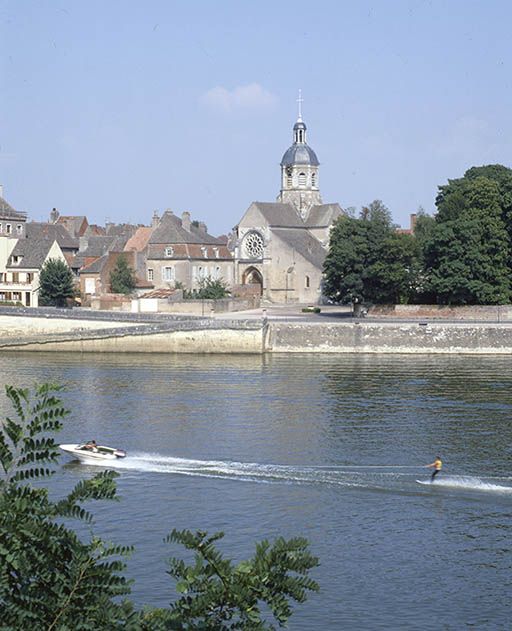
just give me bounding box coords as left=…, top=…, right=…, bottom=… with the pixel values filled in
left=418, top=475, right=512, bottom=494
left=78, top=453, right=512, bottom=495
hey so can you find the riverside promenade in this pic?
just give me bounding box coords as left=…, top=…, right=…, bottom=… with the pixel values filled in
left=2, top=305, right=512, bottom=354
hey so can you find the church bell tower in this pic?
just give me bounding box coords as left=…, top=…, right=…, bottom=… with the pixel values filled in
left=278, top=91, right=322, bottom=218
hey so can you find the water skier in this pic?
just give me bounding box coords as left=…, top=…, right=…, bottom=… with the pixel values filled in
left=425, top=456, right=442, bottom=482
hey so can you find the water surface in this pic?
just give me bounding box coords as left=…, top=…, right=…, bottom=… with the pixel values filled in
left=1, top=352, right=511, bottom=630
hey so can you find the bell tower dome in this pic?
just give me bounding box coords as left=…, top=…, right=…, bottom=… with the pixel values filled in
left=278, top=91, right=322, bottom=218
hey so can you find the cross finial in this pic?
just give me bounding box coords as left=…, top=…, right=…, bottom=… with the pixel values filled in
left=296, top=89, right=303, bottom=121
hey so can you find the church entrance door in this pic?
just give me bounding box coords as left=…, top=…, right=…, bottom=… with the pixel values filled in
left=242, top=267, right=263, bottom=296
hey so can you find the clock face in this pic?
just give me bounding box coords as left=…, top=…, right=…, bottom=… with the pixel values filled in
left=243, top=232, right=264, bottom=259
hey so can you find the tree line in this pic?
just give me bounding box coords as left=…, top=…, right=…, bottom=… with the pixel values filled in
left=323, top=164, right=512, bottom=306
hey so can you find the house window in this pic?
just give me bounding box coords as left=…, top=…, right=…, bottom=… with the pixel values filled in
left=16, top=224, right=23, bottom=235
left=305, top=275, right=310, bottom=288
left=162, top=266, right=175, bottom=281
left=6, top=224, right=12, bottom=234
left=165, top=246, right=173, bottom=257
left=298, top=173, right=306, bottom=187
left=147, top=268, right=154, bottom=281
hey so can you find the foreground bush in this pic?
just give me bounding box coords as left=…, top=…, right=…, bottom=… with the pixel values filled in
left=0, top=384, right=319, bottom=630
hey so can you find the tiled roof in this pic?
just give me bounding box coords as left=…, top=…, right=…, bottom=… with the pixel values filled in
left=26, top=222, right=79, bottom=250
left=149, top=211, right=222, bottom=245
left=56, top=216, right=88, bottom=237
left=147, top=242, right=232, bottom=261
left=80, top=254, right=108, bottom=274
left=140, top=288, right=175, bottom=298
left=106, top=223, right=139, bottom=237
left=250, top=202, right=304, bottom=227
left=6, top=238, right=56, bottom=269
left=304, top=203, right=343, bottom=227
left=79, top=235, right=125, bottom=257
left=0, top=196, right=27, bottom=221
left=272, top=227, right=327, bottom=269
left=124, top=226, right=154, bottom=252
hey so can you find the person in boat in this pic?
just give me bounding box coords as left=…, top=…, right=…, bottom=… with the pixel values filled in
left=84, top=440, right=98, bottom=452
left=426, top=456, right=442, bottom=482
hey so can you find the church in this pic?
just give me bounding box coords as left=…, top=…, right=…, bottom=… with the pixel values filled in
left=232, top=104, right=343, bottom=304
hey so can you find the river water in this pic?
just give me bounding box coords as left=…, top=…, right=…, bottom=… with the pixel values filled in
left=1, top=352, right=511, bottom=630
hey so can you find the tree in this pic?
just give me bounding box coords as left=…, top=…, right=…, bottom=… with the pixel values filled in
left=185, top=276, right=230, bottom=300
left=0, top=384, right=135, bottom=629
left=425, top=175, right=511, bottom=304
left=1, top=384, right=319, bottom=629
left=110, top=255, right=136, bottom=294
left=323, top=200, right=419, bottom=304
left=38, top=258, right=75, bottom=307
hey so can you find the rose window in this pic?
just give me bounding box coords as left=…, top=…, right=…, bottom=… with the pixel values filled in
left=243, top=232, right=264, bottom=259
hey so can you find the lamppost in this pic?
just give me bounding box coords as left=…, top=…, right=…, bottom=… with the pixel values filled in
left=285, top=266, right=294, bottom=303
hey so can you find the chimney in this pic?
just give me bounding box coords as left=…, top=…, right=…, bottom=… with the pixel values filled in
left=198, top=221, right=208, bottom=233
left=50, top=207, right=59, bottom=223
left=152, top=210, right=160, bottom=227
left=182, top=211, right=191, bottom=231
left=0, top=184, right=3, bottom=198
left=410, top=213, right=417, bottom=233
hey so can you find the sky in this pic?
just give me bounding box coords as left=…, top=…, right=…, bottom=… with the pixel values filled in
left=1, top=0, right=512, bottom=236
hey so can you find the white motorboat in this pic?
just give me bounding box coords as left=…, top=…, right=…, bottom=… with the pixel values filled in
left=60, top=443, right=127, bottom=463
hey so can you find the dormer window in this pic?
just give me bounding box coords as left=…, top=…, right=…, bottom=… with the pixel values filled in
left=165, top=246, right=174, bottom=257
left=16, top=224, right=23, bottom=235
left=11, top=255, right=22, bottom=265
left=6, top=224, right=12, bottom=235
left=0, top=224, right=3, bottom=233
left=201, top=246, right=208, bottom=258
left=213, top=247, right=219, bottom=259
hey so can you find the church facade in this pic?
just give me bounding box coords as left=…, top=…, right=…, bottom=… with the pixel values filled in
left=232, top=111, right=343, bottom=304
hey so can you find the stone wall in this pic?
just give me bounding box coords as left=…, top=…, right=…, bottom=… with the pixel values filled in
left=268, top=321, right=512, bottom=353
left=369, top=304, right=512, bottom=321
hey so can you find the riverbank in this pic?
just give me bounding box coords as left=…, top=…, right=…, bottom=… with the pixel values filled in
left=2, top=307, right=512, bottom=353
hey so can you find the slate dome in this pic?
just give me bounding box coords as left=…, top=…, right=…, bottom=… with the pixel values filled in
left=280, top=144, right=320, bottom=167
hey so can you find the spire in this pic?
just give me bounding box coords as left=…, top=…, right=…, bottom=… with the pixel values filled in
left=296, top=89, right=303, bottom=122
left=293, top=89, right=307, bottom=143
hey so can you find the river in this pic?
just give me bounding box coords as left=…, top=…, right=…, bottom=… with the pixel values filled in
left=1, top=352, right=511, bottom=630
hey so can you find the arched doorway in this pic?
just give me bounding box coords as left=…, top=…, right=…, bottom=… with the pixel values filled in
left=242, top=266, right=263, bottom=296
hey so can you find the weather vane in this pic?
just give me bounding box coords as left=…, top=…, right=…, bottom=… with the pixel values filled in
left=297, top=89, right=303, bottom=121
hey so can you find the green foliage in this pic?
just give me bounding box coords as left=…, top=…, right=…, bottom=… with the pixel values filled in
left=426, top=175, right=511, bottom=304
left=1, top=384, right=319, bottom=630
left=184, top=276, right=230, bottom=300
left=143, top=529, right=319, bottom=629
left=110, top=254, right=136, bottom=294
left=39, top=258, right=75, bottom=307
left=0, top=384, right=135, bottom=629
left=323, top=200, right=419, bottom=304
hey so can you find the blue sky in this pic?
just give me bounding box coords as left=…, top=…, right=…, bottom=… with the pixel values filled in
left=1, top=0, right=512, bottom=235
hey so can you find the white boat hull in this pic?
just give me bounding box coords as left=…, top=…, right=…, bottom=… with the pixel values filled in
left=59, top=443, right=127, bottom=464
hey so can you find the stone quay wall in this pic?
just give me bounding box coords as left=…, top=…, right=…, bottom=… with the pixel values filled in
left=369, top=304, right=512, bottom=321
left=3, top=309, right=512, bottom=354
left=268, top=321, right=512, bottom=354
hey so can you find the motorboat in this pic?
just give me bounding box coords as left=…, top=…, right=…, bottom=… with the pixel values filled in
left=59, top=443, right=127, bottom=464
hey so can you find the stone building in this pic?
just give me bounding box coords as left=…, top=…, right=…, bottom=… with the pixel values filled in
left=232, top=111, right=343, bottom=303
left=146, top=210, right=233, bottom=291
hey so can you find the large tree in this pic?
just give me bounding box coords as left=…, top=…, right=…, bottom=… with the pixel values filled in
left=38, top=258, right=75, bottom=307
left=323, top=200, right=420, bottom=304
left=425, top=175, right=510, bottom=304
